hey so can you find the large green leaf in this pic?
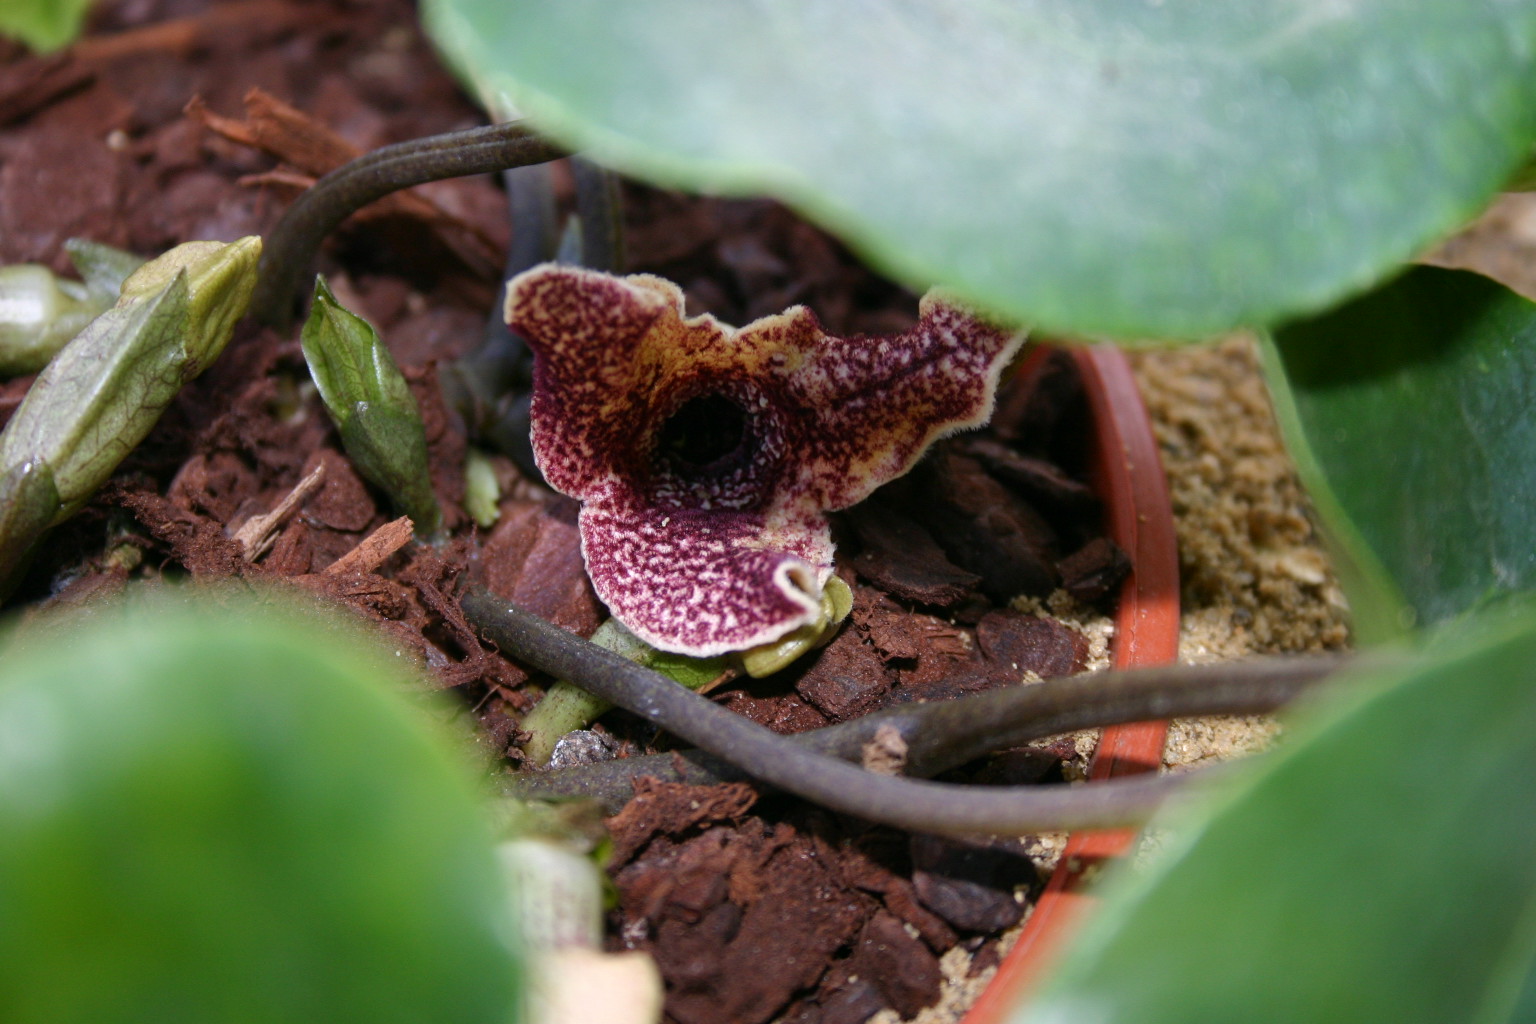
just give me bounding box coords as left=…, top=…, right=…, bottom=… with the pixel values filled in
left=0, top=590, right=521, bottom=1024
left=1263, top=266, right=1536, bottom=641
left=422, top=0, right=1536, bottom=339
left=1013, top=604, right=1536, bottom=1024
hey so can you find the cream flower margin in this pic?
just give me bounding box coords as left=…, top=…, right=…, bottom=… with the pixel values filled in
left=506, top=264, right=1026, bottom=657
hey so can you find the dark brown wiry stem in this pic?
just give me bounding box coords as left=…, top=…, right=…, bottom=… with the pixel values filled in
left=462, top=588, right=1349, bottom=834
left=253, top=121, right=566, bottom=328
left=507, top=654, right=1344, bottom=811
left=440, top=156, right=625, bottom=477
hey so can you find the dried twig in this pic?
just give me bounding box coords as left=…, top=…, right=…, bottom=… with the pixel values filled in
left=230, top=462, right=326, bottom=560
left=323, top=516, right=414, bottom=576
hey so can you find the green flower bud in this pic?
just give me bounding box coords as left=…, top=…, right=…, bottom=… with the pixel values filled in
left=0, top=241, right=146, bottom=377
left=121, top=237, right=261, bottom=374
left=300, top=276, right=441, bottom=536
left=0, top=237, right=260, bottom=597
left=0, top=264, right=98, bottom=376
left=463, top=447, right=503, bottom=529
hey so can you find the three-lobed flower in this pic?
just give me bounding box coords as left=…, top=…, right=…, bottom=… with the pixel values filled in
left=506, top=264, right=1026, bottom=657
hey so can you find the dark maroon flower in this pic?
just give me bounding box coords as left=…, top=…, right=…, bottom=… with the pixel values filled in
left=505, top=264, right=1025, bottom=656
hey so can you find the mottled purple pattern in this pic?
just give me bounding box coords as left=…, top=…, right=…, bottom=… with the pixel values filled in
left=505, top=264, right=1026, bottom=656
left=579, top=492, right=831, bottom=655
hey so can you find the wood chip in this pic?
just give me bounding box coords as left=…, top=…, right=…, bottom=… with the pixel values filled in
left=65, top=1, right=327, bottom=67
left=0, top=54, right=92, bottom=127
left=230, top=461, right=326, bottom=560
left=794, top=628, right=893, bottom=720
left=910, top=448, right=1061, bottom=601
left=322, top=516, right=413, bottom=576
left=1057, top=535, right=1132, bottom=604
left=844, top=499, right=981, bottom=607
left=860, top=724, right=909, bottom=776
left=187, top=89, right=356, bottom=176
left=974, top=609, right=1089, bottom=680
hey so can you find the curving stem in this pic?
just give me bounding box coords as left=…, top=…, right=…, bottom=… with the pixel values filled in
left=461, top=587, right=1349, bottom=835
left=506, top=652, right=1345, bottom=811
left=253, top=120, right=566, bottom=328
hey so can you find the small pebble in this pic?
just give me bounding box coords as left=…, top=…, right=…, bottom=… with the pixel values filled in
left=547, top=729, right=618, bottom=770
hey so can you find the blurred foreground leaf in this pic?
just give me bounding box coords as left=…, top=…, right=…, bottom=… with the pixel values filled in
left=424, top=0, right=1536, bottom=339
left=0, top=589, right=521, bottom=1024
left=1264, top=266, right=1536, bottom=641
left=1015, top=604, right=1536, bottom=1024
left=0, top=0, right=93, bottom=52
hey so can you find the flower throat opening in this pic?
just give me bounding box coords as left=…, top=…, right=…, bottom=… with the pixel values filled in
left=657, top=393, right=749, bottom=469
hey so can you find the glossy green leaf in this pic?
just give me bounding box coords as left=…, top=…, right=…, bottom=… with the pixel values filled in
left=0, top=589, right=521, bottom=1024
left=423, top=0, right=1536, bottom=339
left=1014, top=605, right=1536, bottom=1024
left=62, top=238, right=144, bottom=300
left=1263, top=266, right=1536, bottom=641
left=0, top=0, right=94, bottom=52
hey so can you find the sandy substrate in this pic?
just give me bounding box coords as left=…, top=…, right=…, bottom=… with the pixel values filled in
left=1131, top=338, right=1352, bottom=771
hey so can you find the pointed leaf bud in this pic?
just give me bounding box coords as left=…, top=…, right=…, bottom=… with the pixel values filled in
left=300, top=276, right=441, bottom=536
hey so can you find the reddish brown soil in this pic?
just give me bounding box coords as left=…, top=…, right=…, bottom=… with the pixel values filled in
left=0, top=4, right=1127, bottom=1021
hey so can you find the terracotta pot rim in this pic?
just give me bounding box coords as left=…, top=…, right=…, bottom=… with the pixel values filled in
left=960, top=344, right=1180, bottom=1024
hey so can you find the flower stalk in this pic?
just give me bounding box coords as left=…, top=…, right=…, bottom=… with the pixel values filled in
left=508, top=652, right=1348, bottom=813
left=465, top=587, right=1288, bottom=835
left=253, top=120, right=565, bottom=327
left=518, top=617, right=731, bottom=765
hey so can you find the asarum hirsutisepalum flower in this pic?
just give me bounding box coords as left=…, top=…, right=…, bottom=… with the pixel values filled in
left=505, top=263, right=1027, bottom=658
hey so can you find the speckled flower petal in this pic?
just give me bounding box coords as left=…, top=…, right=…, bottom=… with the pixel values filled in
left=505, top=263, right=1025, bottom=656
left=503, top=267, right=676, bottom=498
left=765, top=293, right=1026, bottom=510
left=578, top=489, right=832, bottom=656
